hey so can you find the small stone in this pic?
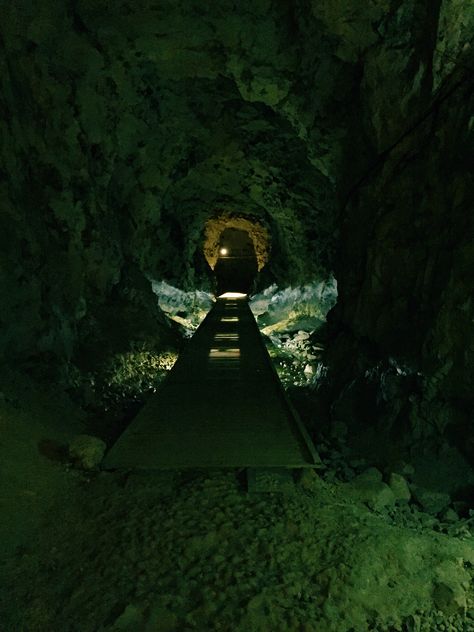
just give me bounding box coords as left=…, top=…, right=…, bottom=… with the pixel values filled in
left=295, top=330, right=310, bottom=340
left=419, top=513, right=437, bottom=529
left=145, top=606, right=178, bottom=632
left=349, top=457, right=368, bottom=471
left=113, top=604, right=144, bottom=630
left=411, top=486, right=451, bottom=515
left=433, top=581, right=467, bottom=615
left=392, top=461, right=415, bottom=479
left=388, top=472, right=411, bottom=502
left=350, top=471, right=396, bottom=511
left=356, top=467, right=383, bottom=482
left=324, top=470, right=337, bottom=483
left=440, top=508, right=459, bottom=523
left=299, top=469, right=320, bottom=490
left=401, top=464, right=415, bottom=478
left=452, top=501, right=469, bottom=517
left=342, top=466, right=356, bottom=481
left=69, top=434, right=107, bottom=470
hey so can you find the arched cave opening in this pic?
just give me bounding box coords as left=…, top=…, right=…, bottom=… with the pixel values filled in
left=214, top=228, right=258, bottom=295
left=1, top=2, right=474, bottom=630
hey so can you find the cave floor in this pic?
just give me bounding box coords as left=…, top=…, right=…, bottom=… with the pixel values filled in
left=2, top=369, right=474, bottom=632
left=3, top=465, right=474, bottom=632
left=104, top=297, right=318, bottom=470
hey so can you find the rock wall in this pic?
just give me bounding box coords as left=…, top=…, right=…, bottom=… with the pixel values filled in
left=0, top=1, right=337, bottom=365
left=326, top=43, right=474, bottom=454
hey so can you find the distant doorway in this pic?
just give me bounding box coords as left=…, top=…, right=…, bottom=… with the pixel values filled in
left=214, top=228, right=258, bottom=295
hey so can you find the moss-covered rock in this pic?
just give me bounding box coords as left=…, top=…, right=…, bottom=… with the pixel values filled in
left=69, top=434, right=107, bottom=470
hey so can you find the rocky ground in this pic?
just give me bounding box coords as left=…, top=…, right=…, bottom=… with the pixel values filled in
left=250, top=281, right=336, bottom=389
left=2, top=367, right=474, bottom=632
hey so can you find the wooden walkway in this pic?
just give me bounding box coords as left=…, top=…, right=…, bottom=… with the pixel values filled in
left=103, top=296, right=319, bottom=470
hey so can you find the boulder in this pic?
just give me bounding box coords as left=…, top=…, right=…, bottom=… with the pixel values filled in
left=349, top=468, right=395, bottom=511
left=440, top=507, right=459, bottom=523
left=113, top=604, right=144, bottom=631
left=390, top=461, right=415, bottom=480
left=432, top=559, right=470, bottom=615
left=356, top=467, right=383, bottom=482
left=299, top=469, right=326, bottom=492
left=433, top=581, right=467, bottom=615
left=411, top=486, right=451, bottom=516
left=388, top=472, right=411, bottom=503
left=69, top=435, right=107, bottom=470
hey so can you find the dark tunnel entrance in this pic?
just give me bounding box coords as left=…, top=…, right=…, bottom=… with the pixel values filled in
left=214, top=228, right=258, bottom=295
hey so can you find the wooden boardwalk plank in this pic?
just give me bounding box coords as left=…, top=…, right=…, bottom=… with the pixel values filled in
left=103, top=297, right=319, bottom=469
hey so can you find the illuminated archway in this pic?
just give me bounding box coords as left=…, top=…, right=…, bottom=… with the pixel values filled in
left=203, top=214, right=270, bottom=271
left=214, top=227, right=258, bottom=294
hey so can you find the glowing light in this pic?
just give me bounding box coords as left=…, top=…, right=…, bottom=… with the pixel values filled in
left=209, top=348, right=241, bottom=359
left=218, top=292, right=247, bottom=299
left=219, top=247, right=228, bottom=256
left=214, top=333, right=239, bottom=341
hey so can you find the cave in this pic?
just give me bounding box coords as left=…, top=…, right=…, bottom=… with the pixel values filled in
left=1, top=2, right=474, bottom=631
left=214, top=227, right=259, bottom=294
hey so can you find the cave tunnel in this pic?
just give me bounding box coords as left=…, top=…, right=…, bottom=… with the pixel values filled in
left=214, top=228, right=259, bottom=295
left=1, top=2, right=474, bottom=630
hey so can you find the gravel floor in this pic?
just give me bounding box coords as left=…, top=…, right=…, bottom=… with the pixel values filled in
left=3, top=465, right=474, bottom=632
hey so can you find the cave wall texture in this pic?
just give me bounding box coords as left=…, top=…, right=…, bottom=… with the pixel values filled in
left=0, top=1, right=473, bottom=447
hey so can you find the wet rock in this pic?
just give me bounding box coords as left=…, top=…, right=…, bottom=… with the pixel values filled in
left=69, top=435, right=107, bottom=470
left=411, top=486, right=451, bottom=516
left=388, top=473, right=411, bottom=503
